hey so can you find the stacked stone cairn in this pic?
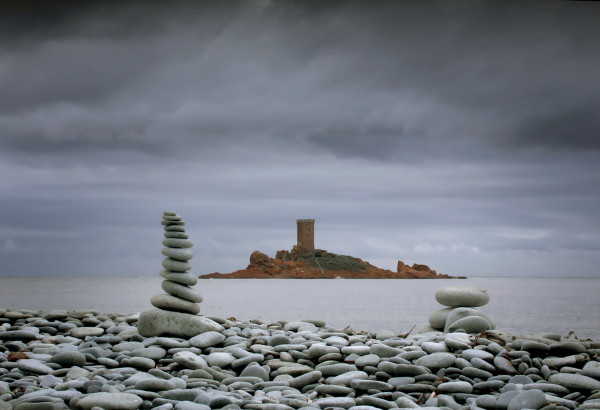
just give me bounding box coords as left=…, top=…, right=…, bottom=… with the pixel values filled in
left=427, top=285, right=496, bottom=334
left=137, top=211, right=222, bottom=338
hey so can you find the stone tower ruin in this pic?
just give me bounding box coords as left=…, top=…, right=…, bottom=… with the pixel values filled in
left=296, top=219, right=315, bottom=253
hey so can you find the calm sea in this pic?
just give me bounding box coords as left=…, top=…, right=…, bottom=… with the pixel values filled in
left=1, top=276, right=598, bottom=340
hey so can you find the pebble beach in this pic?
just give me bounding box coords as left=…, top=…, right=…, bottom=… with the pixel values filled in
left=1, top=307, right=600, bottom=410
left=2, top=213, right=598, bottom=409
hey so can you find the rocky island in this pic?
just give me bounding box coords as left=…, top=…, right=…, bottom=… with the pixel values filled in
left=200, top=219, right=465, bottom=279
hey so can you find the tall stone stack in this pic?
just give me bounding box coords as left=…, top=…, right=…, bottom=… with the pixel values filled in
left=137, top=211, right=222, bottom=338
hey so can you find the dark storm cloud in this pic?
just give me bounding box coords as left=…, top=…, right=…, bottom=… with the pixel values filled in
left=1, top=0, right=599, bottom=160
left=1, top=1, right=599, bottom=277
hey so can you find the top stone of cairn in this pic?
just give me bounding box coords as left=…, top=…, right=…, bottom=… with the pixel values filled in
left=435, top=286, right=489, bottom=307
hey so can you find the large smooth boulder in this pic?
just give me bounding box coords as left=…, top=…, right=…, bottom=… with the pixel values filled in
left=435, top=286, right=489, bottom=307
left=137, top=308, right=223, bottom=338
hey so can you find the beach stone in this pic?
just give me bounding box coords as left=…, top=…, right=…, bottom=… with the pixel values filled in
left=350, top=379, right=393, bottom=391
left=435, top=286, right=490, bottom=307
left=582, top=361, right=600, bottom=379
left=48, top=351, right=86, bottom=367
left=288, top=370, right=323, bottom=389
left=70, top=327, right=104, bottom=338
left=131, top=347, right=166, bottom=360
left=174, top=402, right=210, bottom=410
left=394, top=364, right=430, bottom=376
left=161, top=281, right=202, bottom=303
left=313, top=397, right=356, bottom=409
left=444, top=307, right=495, bottom=332
left=161, top=258, right=192, bottom=273
left=164, top=231, right=189, bottom=239
left=0, top=330, right=38, bottom=341
left=446, top=316, right=492, bottom=336
left=17, top=359, right=53, bottom=374
left=444, top=333, right=472, bottom=350
left=507, top=389, right=546, bottom=410
left=159, top=270, right=197, bottom=286
left=428, top=307, right=454, bottom=329
left=494, top=356, right=517, bottom=373
left=355, top=354, right=380, bottom=368
left=240, top=364, right=269, bottom=381
left=135, top=378, right=176, bottom=391
left=549, top=373, right=600, bottom=390
left=127, top=356, right=155, bottom=370
left=75, top=392, right=143, bottom=409
left=326, top=370, right=369, bottom=386
left=395, top=397, right=420, bottom=408
left=66, top=366, right=90, bottom=379
left=150, top=294, right=200, bottom=314
left=437, top=381, right=473, bottom=394
left=161, top=247, right=193, bottom=261
left=137, top=308, right=222, bottom=338
left=370, top=343, right=401, bottom=358
left=189, top=331, right=225, bottom=348
left=162, top=238, right=193, bottom=248
left=173, top=351, right=208, bottom=369
left=421, top=341, right=449, bottom=353
left=414, top=352, right=455, bottom=369
left=206, top=352, right=236, bottom=368
left=318, top=363, right=358, bottom=376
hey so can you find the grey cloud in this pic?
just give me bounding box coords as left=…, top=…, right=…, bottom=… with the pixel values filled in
left=2, top=0, right=599, bottom=161
left=1, top=1, right=599, bottom=277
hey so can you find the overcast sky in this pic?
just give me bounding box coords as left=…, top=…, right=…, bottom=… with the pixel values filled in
left=1, top=0, right=599, bottom=277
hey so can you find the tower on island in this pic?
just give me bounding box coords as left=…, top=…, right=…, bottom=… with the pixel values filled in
left=296, top=218, right=315, bottom=254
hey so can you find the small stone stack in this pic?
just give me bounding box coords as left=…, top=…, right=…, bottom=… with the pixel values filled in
left=137, top=211, right=222, bottom=338
left=427, top=285, right=496, bottom=334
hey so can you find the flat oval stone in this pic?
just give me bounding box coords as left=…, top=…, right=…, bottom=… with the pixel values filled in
left=162, top=214, right=181, bottom=220
left=161, top=247, right=193, bottom=261
left=350, top=379, right=393, bottom=391
left=137, top=308, right=222, bottom=338
left=164, top=231, right=189, bottom=239
left=172, top=351, right=208, bottom=369
left=164, top=225, right=186, bottom=232
left=206, top=352, right=236, bottom=368
left=17, top=359, right=53, bottom=374
left=162, top=238, right=193, bottom=248
left=70, top=327, right=104, bottom=338
left=48, top=351, right=86, bottom=367
left=438, top=381, right=474, bottom=394
left=151, top=294, right=199, bottom=314
left=326, top=370, right=368, bottom=386
left=548, top=373, right=600, bottom=390
left=435, top=286, right=490, bottom=307
left=189, top=331, right=226, bottom=348
left=161, top=280, right=202, bottom=303
left=313, top=397, right=356, bottom=409
left=444, top=307, right=496, bottom=332
left=507, top=389, right=546, bottom=410
left=75, top=392, right=143, bottom=410
left=163, top=211, right=177, bottom=216
left=317, top=363, right=358, bottom=376
left=161, top=219, right=185, bottom=226
left=159, top=270, right=197, bottom=286
left=446, top=316, right=492, bottom=333
left=414, top=352, right=456, bottom=369
left=135, top=378, right=176, bottom=392
left=162, top=258, right=192, bottom=272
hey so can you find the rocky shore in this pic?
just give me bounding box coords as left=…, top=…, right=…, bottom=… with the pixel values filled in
left=200, top=250, right=465, bottom=280
left=1, top=307, right=599, bottom=409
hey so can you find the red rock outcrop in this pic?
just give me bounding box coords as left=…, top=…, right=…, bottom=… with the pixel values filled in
left=200, top=251, right=465, bottom=279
